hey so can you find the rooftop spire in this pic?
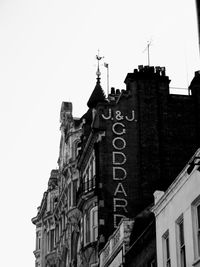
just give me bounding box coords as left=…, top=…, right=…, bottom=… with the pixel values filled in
left=87, top=51, right=106, bottom=108
left=96, top=49, right=104, bottom=82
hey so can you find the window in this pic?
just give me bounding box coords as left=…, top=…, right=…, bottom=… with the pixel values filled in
left=192, top=197, right=200, bottom=260
left=84, top=213, right=90, bottom=244
left=68, top=183, right=72, bottom=208
left=47, top=231, right=50, bottom=252
left=82, top=152, right=96, bottom=193
left=55, top=224, right=59, bottom=244
left=83, top=206, right=98, bottom=245
left=163, top=230, right=171, bottom=267
left=36, top=231, right=41, bottom=250
left=176, top=216, right=186, bottom=267
left=90, top=206, right=98, bottom=242
left=72, top=180, right=77, bottom=206
left=50, top=229, right=55, bottom=251
left=197, top=204, right=200, bottom=256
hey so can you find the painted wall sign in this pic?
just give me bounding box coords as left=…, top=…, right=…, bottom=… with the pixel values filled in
left=102, top=109, right=137, bottom=122
left=101, top=109, right=137, bottom=228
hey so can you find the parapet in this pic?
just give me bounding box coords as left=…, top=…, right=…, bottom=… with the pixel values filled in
left=124, top=65, right=168, bottom=84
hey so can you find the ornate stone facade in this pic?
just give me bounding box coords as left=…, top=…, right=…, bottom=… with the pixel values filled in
left=32, top=102, right=82, bottom=267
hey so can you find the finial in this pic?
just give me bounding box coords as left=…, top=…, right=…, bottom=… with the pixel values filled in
left=96, top=49, right=104, bottom=80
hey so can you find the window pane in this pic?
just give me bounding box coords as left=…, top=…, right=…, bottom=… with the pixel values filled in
left=163, top=231, right=170, bottom=267
left=179, top=221, right=184, bottom=246
left=90, top=207, right=98, bottom=242
left=166, top=237, right=170, bottom=259
left=197, top=205, right=200, bottom=228
left=68, top=183, right=71, bottom=207
left=72, top=180, right=77, bottom=206
left=50, top=229, right=54, bottom=251
left=177, top=217, right=186, bottom=267
left=180, top=247, right=186, bottom=267
left=198, top=230, right=200, bottom=256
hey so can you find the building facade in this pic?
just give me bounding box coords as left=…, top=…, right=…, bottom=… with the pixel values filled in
left=33, top=65, right=200, bottom=267
left=32, top=102, right=82, bottom=267
left=152, top=148, right=200, bottom=267
left=32, top=169, right=59, bottom=267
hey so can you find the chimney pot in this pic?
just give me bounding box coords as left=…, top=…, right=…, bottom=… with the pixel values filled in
left=111, top=87, right=115, bottom=94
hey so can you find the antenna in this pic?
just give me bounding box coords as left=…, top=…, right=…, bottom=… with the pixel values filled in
left=104, top=62, right=109, bottom=97
left=143, top=40, right=152, bottom=66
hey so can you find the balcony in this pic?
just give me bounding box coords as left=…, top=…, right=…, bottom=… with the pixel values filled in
left=83, top=177, right=96, bottom=192
left=77, top=177, right=96, bottom=201
left=99, top=218, right=134, bottom=267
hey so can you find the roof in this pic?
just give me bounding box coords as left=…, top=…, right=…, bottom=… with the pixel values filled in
left=87, top=78, right=106, bottom=108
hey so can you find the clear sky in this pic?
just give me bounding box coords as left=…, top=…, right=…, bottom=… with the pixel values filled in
left=0, top=0, right=199, bottom=266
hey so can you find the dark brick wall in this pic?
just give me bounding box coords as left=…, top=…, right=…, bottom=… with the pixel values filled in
left=92, top=67, right=200, bottom=246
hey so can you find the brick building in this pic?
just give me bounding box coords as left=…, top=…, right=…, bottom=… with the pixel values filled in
left=32, top=64, right=200, bottom=267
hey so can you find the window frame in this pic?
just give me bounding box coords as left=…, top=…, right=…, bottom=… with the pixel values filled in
left=176, top=215, right=186, bottom=267
left=83, top=205, right=98, bottom=246
left=192, top=196, right=200, bottom=260
left=162, top=230, right=171, bottom=267
left=36, top=231, right=41, bottom=250
left=90, top=206, right=98, bottom=242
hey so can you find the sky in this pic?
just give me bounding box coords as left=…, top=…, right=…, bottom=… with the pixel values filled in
left=0, top=0, right=199, bottom=266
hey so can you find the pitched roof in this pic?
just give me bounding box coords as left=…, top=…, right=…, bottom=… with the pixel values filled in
left=87, top=78, right=106, bottom=108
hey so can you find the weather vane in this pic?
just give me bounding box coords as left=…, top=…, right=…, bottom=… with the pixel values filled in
left=96, top=49, right=104, bottom=78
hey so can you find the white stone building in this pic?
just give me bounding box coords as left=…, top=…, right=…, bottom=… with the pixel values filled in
left=152, top=148, right=200, bottom=267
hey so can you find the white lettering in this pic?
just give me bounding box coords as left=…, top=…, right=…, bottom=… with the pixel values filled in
left=112, top=122, right=126, bottom=135
left=102, top=108, right=112, bottom=120
left=125, top=110, right=135, bottom=121
left=112, top=137, right=126, bottom=150
left=113, top=167, right=127, bottom=180
left=113, top=198, right=128, bottom=213
left=114, top=183, right=127, bottom=197
left=115, top=111, right=124, bottom=121
left=113, top=152, right=126, bottom=165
